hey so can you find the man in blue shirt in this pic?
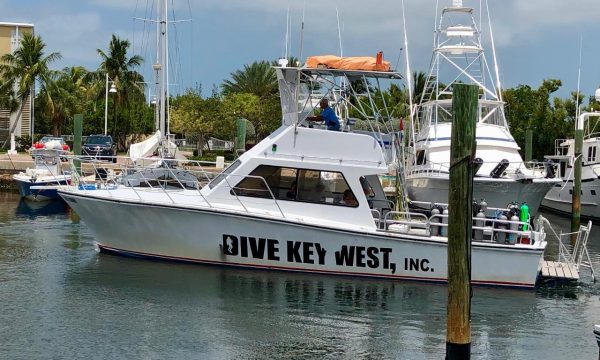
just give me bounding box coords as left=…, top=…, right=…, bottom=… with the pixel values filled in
left=308, top=99, right=340, bottom=131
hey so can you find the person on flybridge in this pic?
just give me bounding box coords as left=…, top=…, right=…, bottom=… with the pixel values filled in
left=307, top=98, right=340, bottom=131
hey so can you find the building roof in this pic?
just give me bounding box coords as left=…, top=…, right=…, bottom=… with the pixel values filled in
left=0, top=22, right=34, bottom=28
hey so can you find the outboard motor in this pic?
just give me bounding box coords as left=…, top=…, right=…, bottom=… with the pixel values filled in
left=544, top=159, right=556, bottom=179
left=473, top=157, right=484, bottom=175
left=490, top=159, right=509, bottom=178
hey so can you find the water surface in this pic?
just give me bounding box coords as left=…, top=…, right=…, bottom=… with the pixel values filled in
left=1, top=192, right=599, bottom=359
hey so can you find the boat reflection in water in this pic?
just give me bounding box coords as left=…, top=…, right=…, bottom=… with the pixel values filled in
left=15, top=198, right=70, bottom=219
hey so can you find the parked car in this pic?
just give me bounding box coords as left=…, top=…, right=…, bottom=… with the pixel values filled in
left=30, top=136, right=70, bottom=159
left=82, top=135, right=117, bottom=162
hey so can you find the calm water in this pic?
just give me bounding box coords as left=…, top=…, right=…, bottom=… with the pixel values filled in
left=1, top=191, right=600, bottom=359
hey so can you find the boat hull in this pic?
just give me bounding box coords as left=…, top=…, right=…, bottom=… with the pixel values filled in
left=406, top=176, right=555, bottom=216
left=60, top=191, right=545, bottom=288
left=541, top=180, right=600, bottom=221
left=14, top=176, right=70, bottom=201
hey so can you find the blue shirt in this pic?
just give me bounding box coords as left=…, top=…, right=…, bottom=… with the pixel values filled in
left=321, top=106, right=340, bottom=131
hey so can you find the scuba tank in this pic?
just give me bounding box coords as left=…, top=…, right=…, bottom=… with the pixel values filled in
left=430, top=207, right=441, bottom=236
left=441, top=209, right=449, bottom=237
left=508, top=214, right=520, bottom=244
left=520, top=202, right=529, bottom=231
left=474, top=209, right=485, bottom=241
left=479, top=199, right=488, bottom=215
left=496, top=213, right=508, bottom=243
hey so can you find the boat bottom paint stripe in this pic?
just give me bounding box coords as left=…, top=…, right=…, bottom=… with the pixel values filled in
left=97, top=244, right=535, bottom=289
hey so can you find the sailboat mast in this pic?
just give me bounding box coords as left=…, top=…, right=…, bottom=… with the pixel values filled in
left=153, top=0, right=167, bottom=139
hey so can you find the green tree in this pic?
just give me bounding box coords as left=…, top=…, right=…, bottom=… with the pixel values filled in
left=222, top=61, right=278, bottom=98
left=94, top=34, right=146, bottom=149
left=36, top=66, right=89, bottom=136
left=504, top=79, right=573, bottom=160
left=170, top=89, right=231, bottom=156
left=0, top=32, right=61, bottom=147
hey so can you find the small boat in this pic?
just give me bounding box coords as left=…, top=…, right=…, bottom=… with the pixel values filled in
left=542, top=111, right=600, bottom=220
left=13, top=148, right=71, bottom=201
left=404, top=0, right=560, bottom=217
left=58, top=64, right=549, bottom=288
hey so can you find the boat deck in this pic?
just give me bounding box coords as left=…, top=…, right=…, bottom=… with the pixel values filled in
left=539, top=260, right=580, bottom=281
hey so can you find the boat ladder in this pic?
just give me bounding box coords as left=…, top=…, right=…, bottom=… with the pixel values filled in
left=539, top=217, right=597, bottom=282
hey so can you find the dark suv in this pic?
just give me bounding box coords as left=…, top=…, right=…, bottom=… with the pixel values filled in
left=83, top=135, right=117, bottom=162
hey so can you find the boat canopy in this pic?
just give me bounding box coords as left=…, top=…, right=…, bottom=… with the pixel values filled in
left=306, top=55, right=391, bottom=72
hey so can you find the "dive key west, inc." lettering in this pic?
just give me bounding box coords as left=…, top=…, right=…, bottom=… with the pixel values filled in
left=220, top=234, right=427, bottom=275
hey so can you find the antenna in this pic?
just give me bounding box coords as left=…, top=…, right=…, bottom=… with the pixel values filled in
left=278, top=4, right=291, bottom=67
left=402, top=0, right=416, bottom=148
left=485, top=0, right=502, bottom=101
left=285, top=4, right=290, bottom=59
left=336, top=6, right=343, bottom=57
left=298, top=1, right=306, bottom=64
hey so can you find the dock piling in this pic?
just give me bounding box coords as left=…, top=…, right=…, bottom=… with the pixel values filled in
left=446, top=83, right=477, bottom=359
left=571, top=116, right=583, bottom=242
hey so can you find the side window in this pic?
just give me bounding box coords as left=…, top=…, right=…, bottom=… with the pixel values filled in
left=588, top=146, right=597, bottom=162
left=231, top=165, right=355, bottom=207
left=209, top=160, right=241, bottom=189
left=416, top=150, right=427, bottom=165
left=296, top=169, right=355, bottom=206
left=232, top=165, right=297, bottom=199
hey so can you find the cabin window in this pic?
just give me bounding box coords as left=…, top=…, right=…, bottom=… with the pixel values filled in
left=296, top=169, right=355, bottom=206
left=416, top=150, right=427, bottom=165
left=588, top=146, right=597, bottom=162
left=232, top=165, right=356, bottom=207
left=208, top=160, right=241, bottom=189
left=591, top=190, right=597, bottom=196
left=232, top=165, right=296, bottom=199
left=560, top=162, right=566, bottom=178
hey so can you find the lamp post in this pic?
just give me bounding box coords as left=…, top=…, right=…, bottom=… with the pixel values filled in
left=104, top=73, right=117, bottom=136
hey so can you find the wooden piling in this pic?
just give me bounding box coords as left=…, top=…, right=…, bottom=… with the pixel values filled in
left=571, top=120, right=583, bottom=241
left=74, top=114, right=82, bottom=175
left=446, top=84, right=477, bottom=360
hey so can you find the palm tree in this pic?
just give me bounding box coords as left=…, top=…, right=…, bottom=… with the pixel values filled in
left=37, top=66, right=89, bottom=136
left=0, top=32, right=60, bottom=147
left=94, top=34, right=144, bottom=146
left=412, top=71, right=427, bottom=105
left=222, top=61, right=278, bottom=98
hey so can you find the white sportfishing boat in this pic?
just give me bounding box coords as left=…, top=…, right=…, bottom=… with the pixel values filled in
left=404, top=0, right=560, bottom=217
left=542, top=111, right=600, bottom=220
left=58, top=63, right=548, bottom=288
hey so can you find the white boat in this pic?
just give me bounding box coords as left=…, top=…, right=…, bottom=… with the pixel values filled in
left=57, top=64, right=548, bottom=288
left=13, top=148, right=70, bottom=201
left=404, top=1, right=560, bottom=216
left=542, top=112, right=600, bottom=220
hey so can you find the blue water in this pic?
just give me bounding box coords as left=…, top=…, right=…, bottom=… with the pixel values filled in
left=1, top=191, right=599, bottom=359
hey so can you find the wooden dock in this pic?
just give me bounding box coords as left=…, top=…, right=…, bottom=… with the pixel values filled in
left=540, top=260, right=580, bottom=281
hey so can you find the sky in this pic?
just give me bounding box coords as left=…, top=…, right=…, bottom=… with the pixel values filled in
left=1, top=0, right=600, bottom=100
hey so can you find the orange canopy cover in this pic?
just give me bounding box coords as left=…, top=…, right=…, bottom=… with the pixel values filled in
left=305, top=55, right=391, bottom=72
